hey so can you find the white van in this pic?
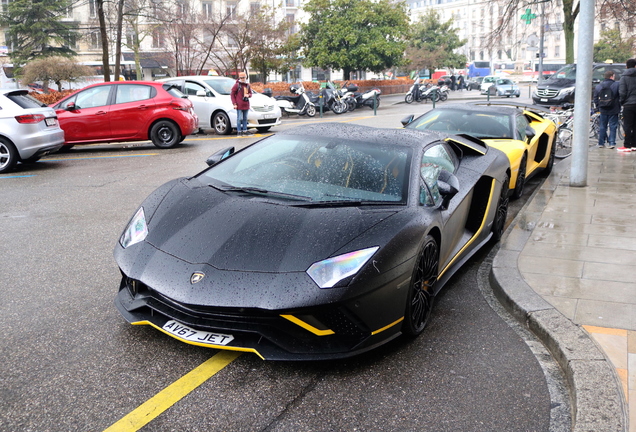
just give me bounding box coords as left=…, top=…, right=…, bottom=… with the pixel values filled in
left=158, top=76, right=282, bottom=135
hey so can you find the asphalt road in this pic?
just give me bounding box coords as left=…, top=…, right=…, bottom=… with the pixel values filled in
left=0, top=91, right=565, bottom=431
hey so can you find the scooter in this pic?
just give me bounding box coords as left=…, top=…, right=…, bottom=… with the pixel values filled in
left=274, top=84, right=316, bottom=117
left=405, top=78, right=429, bottom=104
left=343, top=82, right=381, bottom=109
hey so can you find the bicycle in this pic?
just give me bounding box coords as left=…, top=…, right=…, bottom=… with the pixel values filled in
left=546, top=106, right=575, bottom=158
left=590, top=109, right=625, bottom=143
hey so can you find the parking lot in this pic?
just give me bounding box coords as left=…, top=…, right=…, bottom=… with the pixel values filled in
left=0, top=93, right=563, bottom=431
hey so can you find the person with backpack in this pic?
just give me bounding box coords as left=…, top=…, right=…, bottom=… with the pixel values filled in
left=619, top=58, right=636, bottom=152
left=593, top=70, right=621, bottom=149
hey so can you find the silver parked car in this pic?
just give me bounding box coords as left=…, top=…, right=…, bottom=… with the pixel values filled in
left=0, top=89, right=65, bottom=173
left=158, top=76, right=282, bottom=135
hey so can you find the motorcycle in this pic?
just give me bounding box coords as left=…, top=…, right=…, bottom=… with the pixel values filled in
left=274, top=84, right=316, bottom=117
left=318, top=82, right=347, bottom=114
left=437, top=84, right=450, bottom=101
left=344, top=82, right=381, bottom=109
left=405, top=78, right=434, bottom=103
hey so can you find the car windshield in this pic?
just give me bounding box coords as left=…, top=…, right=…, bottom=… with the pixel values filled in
left=199, top=134, right=412, bottom=204
left=497, top=79, right=513, bottom=85
left=405, top=109, right=512, bottom=139
left=553, top=65, right=577, bottom=79
left=203, top=78, right=236, bottom=95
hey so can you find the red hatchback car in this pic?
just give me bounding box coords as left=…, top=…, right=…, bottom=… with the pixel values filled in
left=53, top=81, right=198, bottom=149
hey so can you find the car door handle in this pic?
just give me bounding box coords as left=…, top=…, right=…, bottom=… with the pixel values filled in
left=95, top=111, right=107, bottom=115
left=138, top=105, right=147, bottom=110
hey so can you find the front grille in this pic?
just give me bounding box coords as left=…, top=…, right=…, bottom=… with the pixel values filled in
left=536, top=88, right=559, bottom=98
left=258, top=118, right=277, bottom=125
left=252, top=104, right=275, bottom=113
left=121, top=276, right=370, bottom=355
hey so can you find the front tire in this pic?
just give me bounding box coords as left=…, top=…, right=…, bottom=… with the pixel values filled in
left=402, top=235, right=438, bottom=336
left=555, top=127, right=573, bottom=159
left=405, top=93, right=414, bottom=104
left=511, top=154, right=527, bottom=199
left=150, top=120, right=180, bottom=149
left=0, top=138, right=18, bottom=174
left=213, top=112, right=232, bottom=135
left=306, top=104, right=317, bottom=117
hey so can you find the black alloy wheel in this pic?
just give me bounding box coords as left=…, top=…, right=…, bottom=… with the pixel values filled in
left=403, top=235, right=439, bottom=336
left=511, top=154, right=527, bottom=199
left=150, top=120, right=180, bottom=149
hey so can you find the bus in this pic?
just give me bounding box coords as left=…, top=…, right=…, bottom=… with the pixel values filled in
left=467, top=61, right=491, bottom=78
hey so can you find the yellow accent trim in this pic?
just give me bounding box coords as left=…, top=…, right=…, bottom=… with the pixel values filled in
left=280, top=314, right=335, bottom=336
left=371, top=317, right=404, bottom=335
left=131, top=320, right=264, bottom=359
left=444, top=138, right=486, bottom=155
left=438, top=178, right=497, bottom=280
left=103, top=350, right=241, bottom=432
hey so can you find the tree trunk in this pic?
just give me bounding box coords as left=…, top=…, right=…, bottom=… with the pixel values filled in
left=562, top=0, right=579, bottom=64
left=96, top=0, right=110, bottom=82
left=114, top=0, right=125, bottom=81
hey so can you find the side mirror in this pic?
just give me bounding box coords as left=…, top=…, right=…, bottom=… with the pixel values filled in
left=263, top=88, right=273, bottom=98
left=525, top=125, right=536, bottom=141
left=66, top=101, right=77, bottom=111
left=437, top=170, right=459, bottom=210
left=400, top=114, right=415, bottom=127
left=196, top=89, right=207, bottom=97
left=206, top=147, right=235, bottom=167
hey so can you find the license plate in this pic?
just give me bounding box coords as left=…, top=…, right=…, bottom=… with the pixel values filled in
left=263, top=114, right=276, bottom=119
left=541, top=98, right=548, bottom=102
left=45, top=118, right=57, bottom=126
left=162, top=320, right=234, bottom=345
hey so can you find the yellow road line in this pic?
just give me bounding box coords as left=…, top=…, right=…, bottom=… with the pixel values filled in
left=103, top=350, right=241, bottom=432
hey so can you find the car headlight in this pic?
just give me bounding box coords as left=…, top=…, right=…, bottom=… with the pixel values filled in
left=560, top=86, right=575, bottom=96
left=120, top=207, right=148, bottom=248
left=306, top=247, right=379, bottom=288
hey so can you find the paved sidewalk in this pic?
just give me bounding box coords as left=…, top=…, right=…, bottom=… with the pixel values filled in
left=493, top=145, right=634, bottom=431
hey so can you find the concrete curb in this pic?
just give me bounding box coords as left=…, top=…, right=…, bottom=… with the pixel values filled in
left=489, top=157, right=627, bottom=432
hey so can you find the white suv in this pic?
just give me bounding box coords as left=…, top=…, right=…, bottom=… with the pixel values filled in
left=0, top=88, right=64, bottom=174
left=158, top=76, right=282, bottom=135
left=479, top=75, right=500, bottom=94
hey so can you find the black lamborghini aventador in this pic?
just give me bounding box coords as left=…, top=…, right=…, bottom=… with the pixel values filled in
left=114, top=123, right=511, bottom=360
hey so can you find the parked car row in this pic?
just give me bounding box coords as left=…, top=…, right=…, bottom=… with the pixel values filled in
left=1, top=77, right=285, bottom=173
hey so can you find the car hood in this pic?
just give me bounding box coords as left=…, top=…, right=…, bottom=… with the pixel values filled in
left=144, top=179, right=398, bottom=272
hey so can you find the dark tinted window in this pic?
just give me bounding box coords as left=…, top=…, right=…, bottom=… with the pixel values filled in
left=6, top=92, right=47, bottom=109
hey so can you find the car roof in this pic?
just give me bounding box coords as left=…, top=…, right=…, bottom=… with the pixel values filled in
left=162, top=76, right=232, bottom=80
left=427, top=103, right=520, bottom=116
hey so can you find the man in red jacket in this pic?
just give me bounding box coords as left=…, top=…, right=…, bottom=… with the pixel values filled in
left=231, top=72, right=252, bottom=136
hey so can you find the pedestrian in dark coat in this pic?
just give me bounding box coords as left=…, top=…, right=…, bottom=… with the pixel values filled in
left=618, top=58, right=636, bottom=151
left=593, top=70, right=621, bottom=149
left=231, top=72, right=252, bottom=136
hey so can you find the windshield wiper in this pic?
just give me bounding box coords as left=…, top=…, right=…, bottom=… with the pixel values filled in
left=210, top=184, right=312, bottom=201
left=292, top=199, right=398, bottom=207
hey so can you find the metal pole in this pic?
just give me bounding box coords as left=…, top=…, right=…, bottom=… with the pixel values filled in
left=570, top=0, right=594, bottom=187
left=537, top=1, right=545, bottom=83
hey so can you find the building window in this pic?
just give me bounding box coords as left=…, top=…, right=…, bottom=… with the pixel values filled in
left=250, top=2, right=259, bottom=16
left=228, top=35, right=237, bottom=48
left=226, top=2, right=237, bottom=19
left=554, top=45, right=560, bottom=58
left=152, top=29, right=165, bottom=48
left=90, top=32, right=101, bottom=50
left=88, top=0, right=96, bottom=17
left=202, top=2, right=213, bottom=18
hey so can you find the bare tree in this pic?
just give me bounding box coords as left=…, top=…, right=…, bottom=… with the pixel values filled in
left=486, top=0, right=580, bottom=64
